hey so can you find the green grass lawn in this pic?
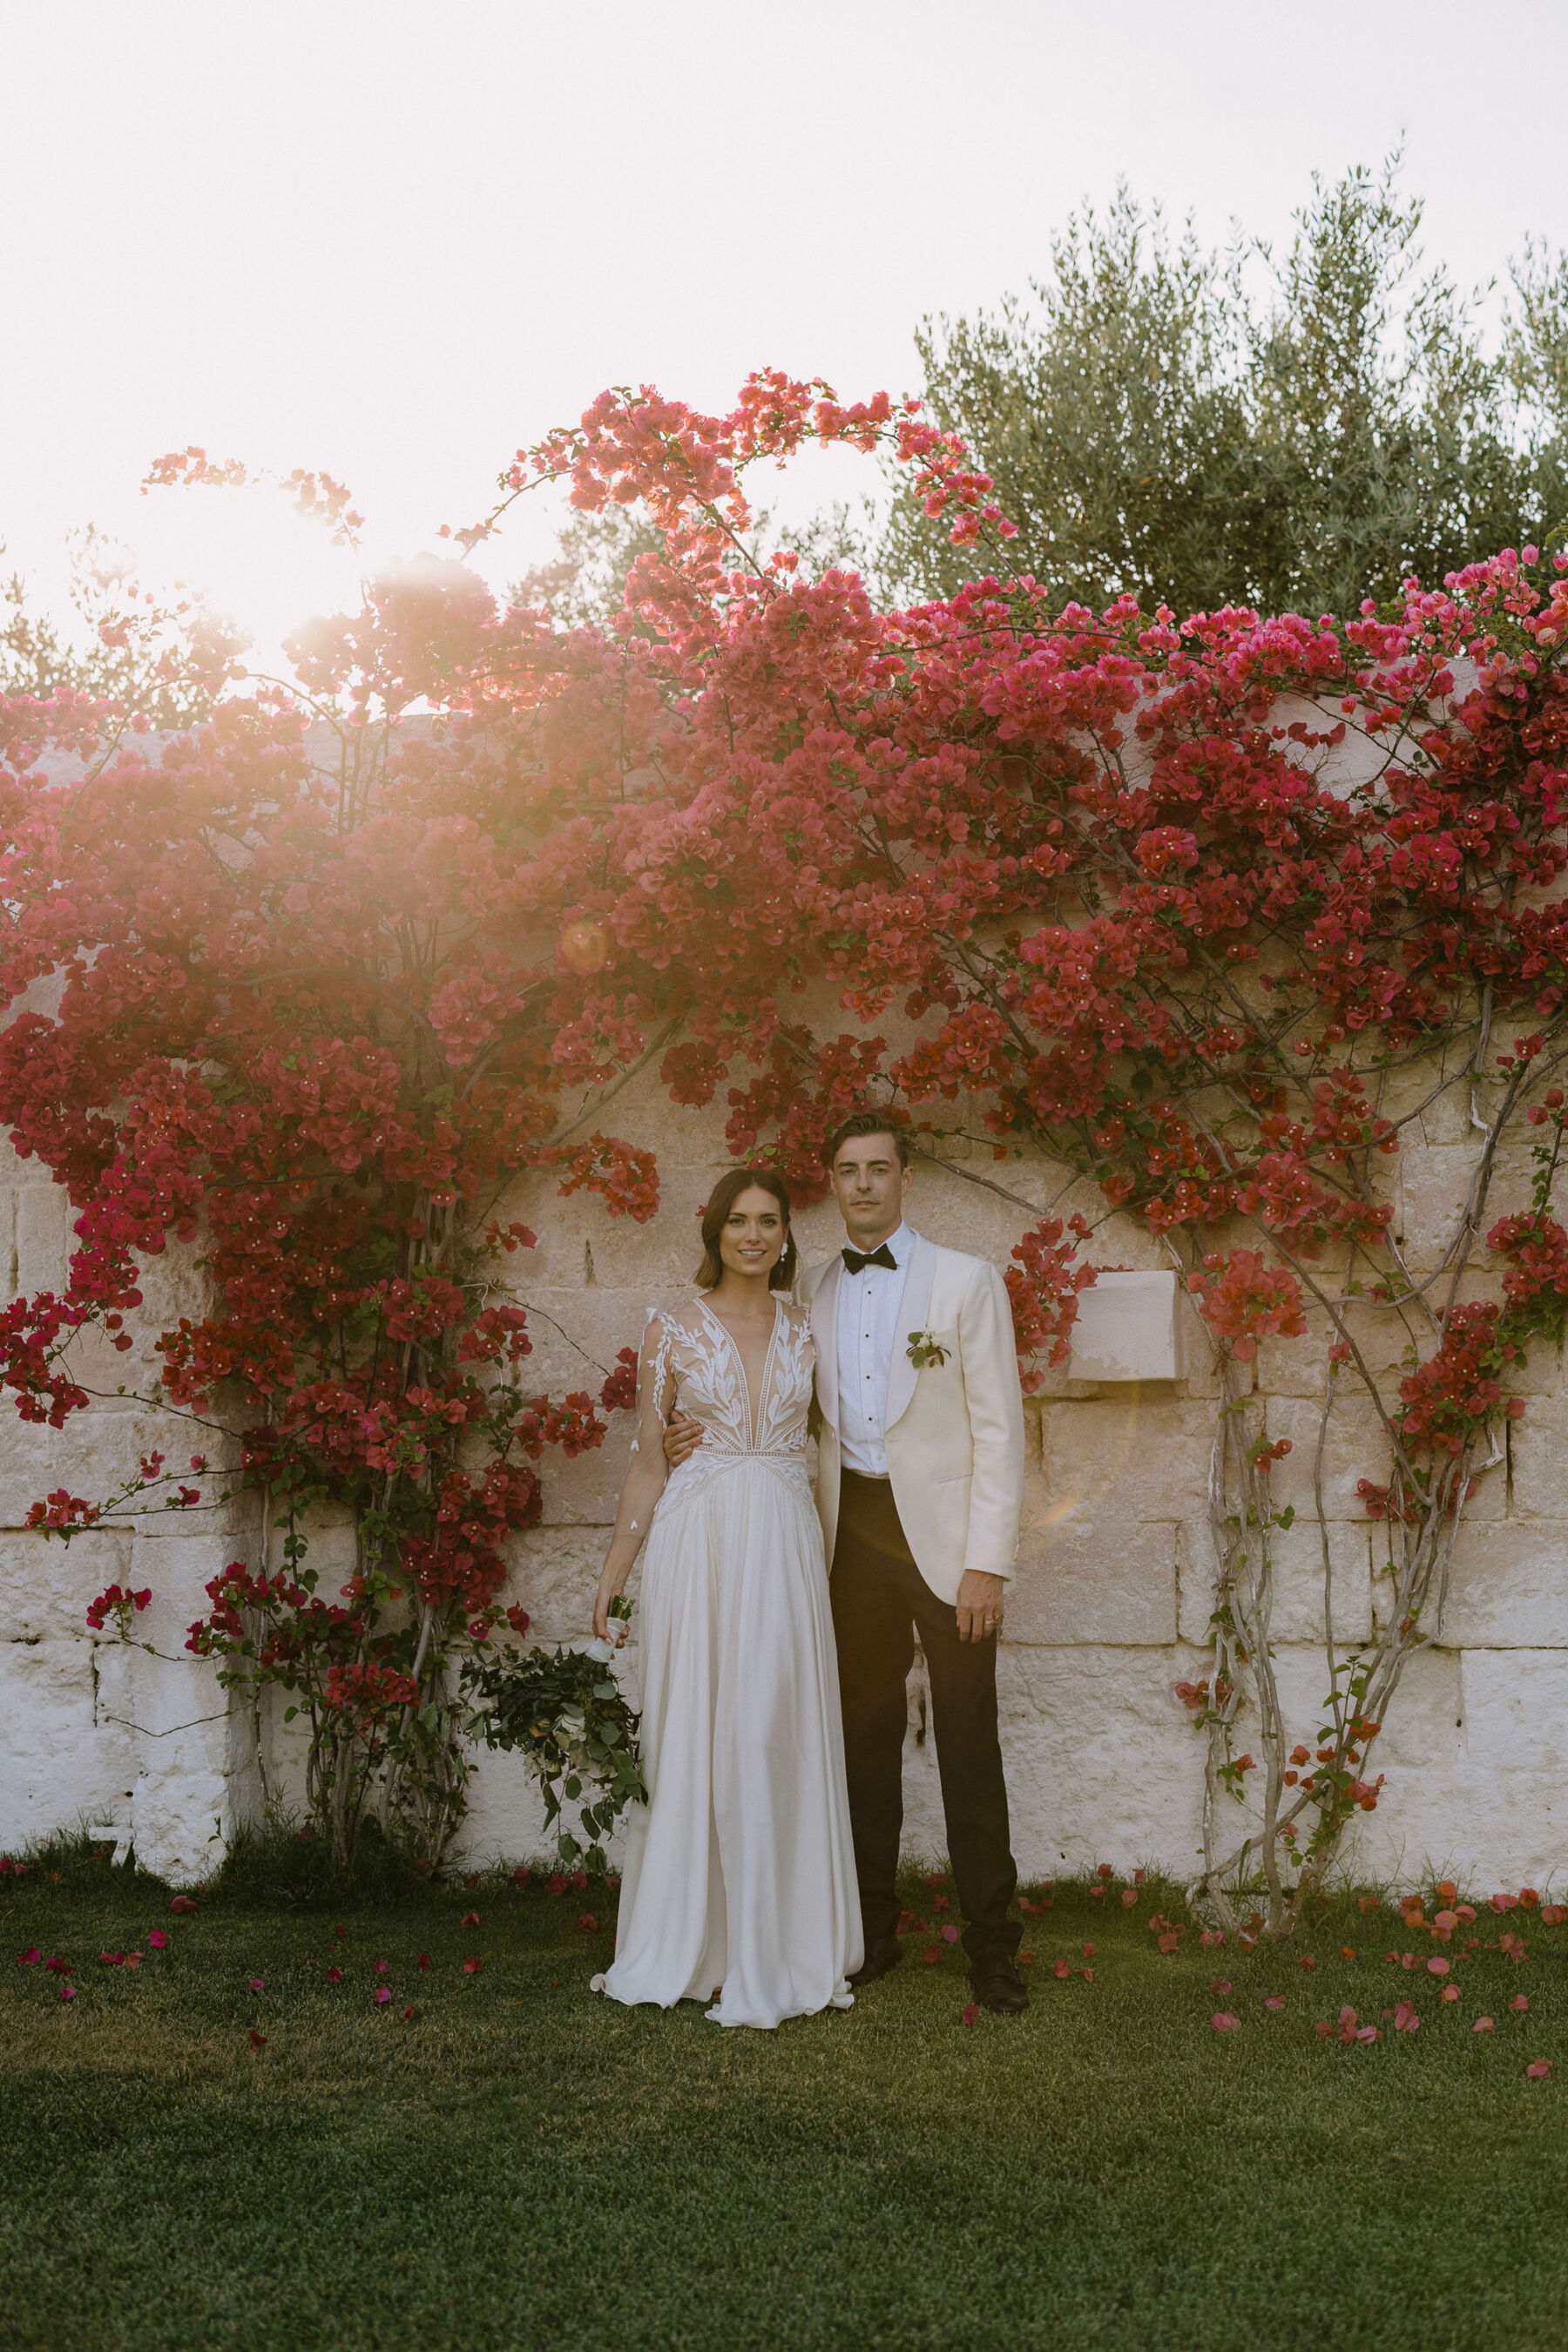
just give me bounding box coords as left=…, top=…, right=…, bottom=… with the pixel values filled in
left=2, top=1840, right=1565, bottom=2352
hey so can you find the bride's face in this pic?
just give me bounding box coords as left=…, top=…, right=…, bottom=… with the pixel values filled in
left=719, top=1186, right=787, bottom=1281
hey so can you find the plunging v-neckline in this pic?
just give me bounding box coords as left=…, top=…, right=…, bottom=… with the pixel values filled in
left=697, top=1294, right=782, bottom=1450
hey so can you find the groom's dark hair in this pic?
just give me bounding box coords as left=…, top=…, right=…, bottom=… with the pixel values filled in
left=823, top=1112, right=911, bottom=1170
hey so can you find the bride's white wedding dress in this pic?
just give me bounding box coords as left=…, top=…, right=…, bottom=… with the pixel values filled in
left=602, top=1295, right=863, bottom=2028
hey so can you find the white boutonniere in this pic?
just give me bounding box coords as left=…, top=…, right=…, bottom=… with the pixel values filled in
left=906, top=1328, right=950, bottom=1369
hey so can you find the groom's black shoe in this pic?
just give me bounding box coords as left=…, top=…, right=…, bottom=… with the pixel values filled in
left=970, top=1957, right=1029, bottom=2015
left=849, top=1943, right=903, bottom=1988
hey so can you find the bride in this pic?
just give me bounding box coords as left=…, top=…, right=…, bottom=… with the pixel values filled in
left=591, top=1166, right=863, bottom=2027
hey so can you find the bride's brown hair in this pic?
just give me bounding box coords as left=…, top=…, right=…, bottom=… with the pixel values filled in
left=695, top=1166, right=797, bottom=1292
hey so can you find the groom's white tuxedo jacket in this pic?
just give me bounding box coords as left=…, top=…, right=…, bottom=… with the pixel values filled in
left=801, top=1229, right=1025, bottom=1605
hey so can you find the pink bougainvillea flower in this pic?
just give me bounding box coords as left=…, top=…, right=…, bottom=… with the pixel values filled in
left=247, top=1977, right=264, bottom=1993
left=1512, top=1994, right=1530, bottom=2011
left=962, top=2004, right=979, bottom=2025
left=402, top=2004, right=415, bottom=2020
left=1018, top=1950, right=1036, bottom=1966
left=1052, top=1960, right=1070, bottom=1980
left=44, top=1957, right=71, bottom=1977
left=374, top=1987, right=391, bottom=2007
left=1474, top=2017, right=1495, bottom=2033
left=125, top=1952, right=142, bottom=1969
left=931, top=1895, right=950, bottom=1914
left=1264, top=1995, right=1285, bottom=2011
left=941, top=1926, right=959, bottom=1946
left=248, top=2029, right=266, bottom=2049
left=374, top=1959, right=389, bottom=1974
left=98, top=1951, right=124, bottom=1967
left=1427, top=1957, right=1450, bottom=1976
left=57, top=1985, right=77, bottom=2004
left=463, top=1957, right=483, bottom=1976
left=1355, top=2025, right=1380, bottom=2044
left=1121, top=1890, right=1138, bottom=1909
left=1392, top=2003, right=1419, bottom=2032
left=1441, top=1984, right=1461, bottom=2001
left=463, top=1872, right=480, bottom=1890
left=512, top=1867, right=531, bottom=1889
left=1210, top=1977, right=1231, bottom=1996
left=547, top=1876, right=567, bottom=1898
left=17, top=1949, right=40, bottom=1967
left=1297, top=1956, right=1316, bottom=1970
left=1080, top=1967, right=1094, bottom=1982
left=415, top=1953, right=431, bottom=1971
left=1526, top=2060, right=1553, bottom=2079
left=1082, top=1943, right=1096, bottom=1958
left=1210, top=2013, right=1240, bottom=2032
left=332, top=1923, right=347, bottom=1940
left=923, top=1948, right=942, bottom=1967
left=460, top=1910, right=479, bottom=1930
left=147, top=1930, right=167, bottom=1950
left=326, top=1966, right=342, bottom=1984
left=571, top=1872, right=588, bottom=1892
left=170, top=1896, right=196, bottom=1915
left=578, top=1913, right=599, bottom=1933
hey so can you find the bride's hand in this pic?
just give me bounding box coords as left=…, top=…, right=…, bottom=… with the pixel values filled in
left=593, top=1583, right=615, bottom=1640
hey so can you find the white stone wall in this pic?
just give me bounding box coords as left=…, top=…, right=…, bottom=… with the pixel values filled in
left=3, top=918, right=1565, bottom=1893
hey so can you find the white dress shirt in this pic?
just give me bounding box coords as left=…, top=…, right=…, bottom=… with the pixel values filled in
left=835, top=1221, right=913, bottom=1477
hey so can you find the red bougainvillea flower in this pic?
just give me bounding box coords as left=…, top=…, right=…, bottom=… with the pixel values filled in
left=1526, top=2060, right=1553, bottom=2079
left=1392, top=2004, right=1419, bottom=2033
left=961, top=2004, right=979, bottom=2026
left=1080, top=1967, right=1095, bottom=1982
left=17, top=1948, right=39, bottom=1966
left=1210, top=1977, right=1231, bottom=1996
left=1512, top=1994, right=1530, bottom=2011
left=578, top=1913, right=598, bottom=1933
left=1082, top=1943, right=1096, bottom=1958
left=248, top=2029, right=266, bottom=2049
left=247, top=1976, right=264, bottom=1992
left=1210, top=2013, right=1240, bottom=2032
left=923, top=1948, right=941, bottom=1967
left=415, top=1953, right=431, bottom=1971
left=44, top=1957, right=71, bottom=1977
left=1264, top=1995, right=1285, bottom=2011
left=1428, top=1957, right=1450, bottom=1976
left=326, top=1966, right=342, bottom=1984
left=374, top=1987, right=391, bottom=2007
left=463, top=1957, right=483, bottom=1976
left=1121, top=1890, right=1138, bottom=1909
left=941, top=1925, right=959, bottom=1945
left=98, top=1951, right=124, bottom=1967
left=57, top=1985, right=77, bottom=2004
left=148, top=1930, right=168, bottom=1950
left=460, top=1910, right=479, bottom=1930
left=1474, top=2016, right=1495, bottom=2033
left=1053, top=1960, right=1070, bottom=1980
left=171, top=1896, right=196, bottom=1916
left=402, top=2004, right=415, bottom=2020
left=512, top=1867, right=531, bottom=1889
left=374, top=1958, right=389, bottom=1974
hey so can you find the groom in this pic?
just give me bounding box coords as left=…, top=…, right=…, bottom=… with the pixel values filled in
left=669, top=1112, right=1029, bottom=2015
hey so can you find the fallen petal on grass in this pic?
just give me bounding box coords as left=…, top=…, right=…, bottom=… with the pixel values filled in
left=1527, top=2060, right=1553, bottom=2079
left=1210, top=2012, right=1240, bottom=2032
left=962, top=2004, right=979, bottom=2025
left=1511, top=1994, right=1530, bottom=2011
left=1474, top=2017, right=1494, bottom=2033
left=1264, top=1995, right=1285, bottom=2011
left=248, top=2028, right=266, bottom=2049
left=1210, top=1977, right=1232, bottom=1996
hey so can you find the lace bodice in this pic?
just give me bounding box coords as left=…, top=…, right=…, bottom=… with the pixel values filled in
left=632, top=1298, right=814, bottom=1505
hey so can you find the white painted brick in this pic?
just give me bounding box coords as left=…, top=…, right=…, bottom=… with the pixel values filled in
left=1442, top=1522, right=1568, bottom=1647
left=1010, top=1519, right=1177, bottom=1646
left=1068, top=1271, right=1179, bottom=1382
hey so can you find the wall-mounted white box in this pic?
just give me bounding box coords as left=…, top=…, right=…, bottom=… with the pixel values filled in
left=1067, top=1269, right=1180, bottom=1383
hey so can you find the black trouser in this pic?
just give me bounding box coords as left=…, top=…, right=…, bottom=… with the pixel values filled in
left=830, top=1467, right=1020, bottom=1970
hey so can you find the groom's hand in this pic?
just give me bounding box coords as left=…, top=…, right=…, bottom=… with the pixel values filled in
left=663, top=1411, right=704, bottom=1467
left=955, top=1570, right=1005, bottom=1644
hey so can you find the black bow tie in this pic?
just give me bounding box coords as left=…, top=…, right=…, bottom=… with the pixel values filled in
left=842, top=1243, right=898, bottom=1275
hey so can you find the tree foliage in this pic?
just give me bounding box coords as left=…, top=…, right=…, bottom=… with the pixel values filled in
left=882, top=160, right=1568, bottom=619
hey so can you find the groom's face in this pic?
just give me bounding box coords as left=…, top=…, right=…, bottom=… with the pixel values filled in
left=829, top=1133, right=912, bottom=1249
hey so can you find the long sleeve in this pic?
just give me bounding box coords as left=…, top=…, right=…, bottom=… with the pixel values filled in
left=956, top=1261, right=1026, bottom=1581
left=601, top=1312, right=674, bottom=1578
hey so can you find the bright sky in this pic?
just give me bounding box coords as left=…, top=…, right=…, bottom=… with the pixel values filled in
left=6, top=0, right=1568, bottom=667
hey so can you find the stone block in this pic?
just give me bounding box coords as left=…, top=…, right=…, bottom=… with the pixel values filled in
left=13, top=1182, right=71, bottom=1294
left=1176, top=1518, right=1373, bottom=1646
left=0, top=1639, right=136, bottom=1846
left=0, top=1408, right=175, bottom=1530
left=1039, top=1396, right=1212, bottom=1530
left=1507, top=1391, right=1568, bottom=1517
left=1067, top=1272, right=1179, bottom=1383
left=1442, top=1523, right=1568, bottom=1648
left=1009, top=1518, right=1177, bottom=1646
left=997, top=1646, right=1211, bottom=1878
left=1269, top=1395, right=1405, bottom=1524
left=1399, top=1141, right=1485, bottom=1271
left=0, top=1530, right=132, bottom=1643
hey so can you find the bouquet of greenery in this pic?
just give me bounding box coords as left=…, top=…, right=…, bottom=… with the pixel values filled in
left=460, top=1598, right=644, bottom=1876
